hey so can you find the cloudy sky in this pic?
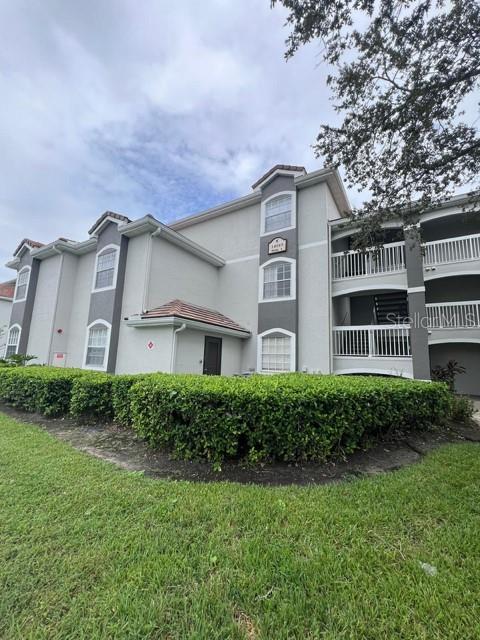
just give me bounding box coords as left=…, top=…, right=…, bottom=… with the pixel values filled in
left=0, top=0, right=350, bottom=280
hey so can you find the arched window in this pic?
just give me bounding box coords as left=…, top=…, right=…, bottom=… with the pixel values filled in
left=14, top=266, right=31, bottom=302
left=6, top=325, right=21, bottom=358
left=93, top=245, right=118, bottom=291
left=262, top=192, right=295, bottom=234
left=259, top=258, right=296, bottom=302
left=257, top=329, right=295, bottom=373
left=84, top=320, right=111, bottom=369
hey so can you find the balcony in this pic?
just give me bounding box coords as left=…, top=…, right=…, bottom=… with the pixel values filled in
left=331, top=241, right=407, bottom=295
left=426, top=300, right=480, bottom=344
left=332, top=325, right=413, bottom=377
left=423, top=233, right=480, bottom=279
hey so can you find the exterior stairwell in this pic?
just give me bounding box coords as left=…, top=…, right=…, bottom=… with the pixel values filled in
left=374, top=292, right=409, bottom=324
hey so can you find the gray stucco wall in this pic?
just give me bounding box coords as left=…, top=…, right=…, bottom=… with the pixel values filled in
left=257, top=174, right=298, bottom=367
left=426, top=275, right=480, bottom=303
left=87, top=221, right=129, bottom=372
left=430, top=343, right=480, bottom=395
left=9, top=250, right=40, bottom=355
left=404, top=227, right=431, bottom=380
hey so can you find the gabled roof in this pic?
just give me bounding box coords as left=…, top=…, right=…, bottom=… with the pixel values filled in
left=13, top=238, right=44, bottom=257
left=0, top=280, right=15, bottom=299
left=88, top=211, right=131, bottom=236
left=140, top=299, right=250, bottom=334
left=251, top=164, right=306, bottom=190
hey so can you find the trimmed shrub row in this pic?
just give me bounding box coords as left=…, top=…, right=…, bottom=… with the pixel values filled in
left=0, top=366, right=150, bottom=425
left=0, top=367, right=453, bottom=463
left=129, top=373, right=452, bottom=463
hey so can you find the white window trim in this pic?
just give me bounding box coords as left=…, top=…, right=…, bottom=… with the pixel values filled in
left=258, top=257, right=296, bottom=303
left=13, top=266, right=31, bottom=303
left=260, top=190, right=296, bottom=237
left=83, top=319, right=112, bottom=371
left=91, top=244, right=120, bottom=293
left=6, top=324, right=21, bottom=356
left=257, top=328, right=296, bottom=374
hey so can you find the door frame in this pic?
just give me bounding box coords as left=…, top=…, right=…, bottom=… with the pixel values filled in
left=203, top=336, right=222, bottom=375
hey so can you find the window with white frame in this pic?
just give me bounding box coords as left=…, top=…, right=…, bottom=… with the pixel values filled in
left=85, top=323, right=109, bottom=368
left=260, top=333, right=292, bottom=372
left=264, top=194, right=292, bottom=233
left=15, top=267, right=30, bottom=302
left=94, top=247, right=117, bottom=290
left=6, top=326, right=20, bottom=358
left=263, top=261, right=291, bottom=299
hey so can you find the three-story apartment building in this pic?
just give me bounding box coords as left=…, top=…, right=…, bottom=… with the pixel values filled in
left=3, top=164, right=479, bottom=395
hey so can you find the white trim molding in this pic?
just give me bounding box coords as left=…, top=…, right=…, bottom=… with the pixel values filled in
left=299, top=240, right=328, bottom=251
left=6, top=324, right=21, bottom=357
left=260, top=191, right=297, bottom=237
left=407, top=286, right=426, bottom=294
left=13, top=265, right=31, bottom=303
left=258, top=256, right=296, bottom=303
left=83, top=319, right=112, bottom=371
left=91, top=244, right=120, bottom=293
left=257, top=327, right=296, bottom=373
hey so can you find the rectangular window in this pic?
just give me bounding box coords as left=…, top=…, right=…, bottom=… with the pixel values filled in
left=265, top=194, right=292, bottom=233
left=261, top=336, right=291, bottom=372
left=6, top=327, right=20, bottom=358
left=15, top=269, right=29, bottom=301
left=263, top=262, right=291, bottom=299
left=86, top=325, right=108, bottom=367
left=95, top=248, right=116, bottom=290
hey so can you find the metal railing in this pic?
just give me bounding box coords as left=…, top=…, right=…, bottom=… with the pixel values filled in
left=332, top=325, right=411, bottom=358
left=331, top=241, right=406, bottom=280
left=426, top=300, right=480, bottom=329
left=423, top=233, right=480, bottom=267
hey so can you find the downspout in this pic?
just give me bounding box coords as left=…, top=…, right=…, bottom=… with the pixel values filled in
left=170, top=323, right=187, bottom=373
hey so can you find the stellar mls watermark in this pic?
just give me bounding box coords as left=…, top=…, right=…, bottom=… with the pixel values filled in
left=386, top=311, right=479, bottom=328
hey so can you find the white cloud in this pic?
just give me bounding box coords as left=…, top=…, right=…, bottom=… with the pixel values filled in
left=0, top=0, right=342, bottom=279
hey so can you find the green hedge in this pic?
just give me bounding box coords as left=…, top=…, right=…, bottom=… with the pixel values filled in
left=70, top=373, right=114, bottom=422
left=0, top=367, right=85, bottom=416
left=0, top=367, right=453, bottom=464
left=111, top=374, right=149, bottom=426
left=129, top=374, right=453, bottom=463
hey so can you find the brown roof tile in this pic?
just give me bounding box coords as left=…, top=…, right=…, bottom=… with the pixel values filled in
left=88, top=211, right=131, bottom=235
left=13, top=238, right=45, bottom=257
left=251, top=164, right=306, bottom=190
left=141, top=299, right=250, bottom=334
left=0, top=280, right=15, bottom=299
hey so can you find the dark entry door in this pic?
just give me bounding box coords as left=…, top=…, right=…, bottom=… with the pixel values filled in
left=203, top=336, right=222, bottom=375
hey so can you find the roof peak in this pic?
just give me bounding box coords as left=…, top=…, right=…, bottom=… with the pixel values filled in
left=251, top=164, right=306, bottom=190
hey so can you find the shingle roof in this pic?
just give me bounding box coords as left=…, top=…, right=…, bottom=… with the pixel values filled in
left=0, top=280, right=15, bottom=299
left=88, top=211, right=131, bottom=235
left=141, top=299, right=250, bottom=334
left=251, top=164, right=306, bottom=190
left=13, top=238, right=45, bottom=257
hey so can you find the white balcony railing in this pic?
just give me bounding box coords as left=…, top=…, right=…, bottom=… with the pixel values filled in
left=333, top=325, right=411, bottom=358
left=332, top=241, right=406, bottom=280
left=423, top=233, right=480, bottom=267
left=426, top=300, right=480, bottom=329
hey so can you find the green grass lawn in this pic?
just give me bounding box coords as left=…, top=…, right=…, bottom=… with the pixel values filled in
left=1, top=414, right=480, bottom=639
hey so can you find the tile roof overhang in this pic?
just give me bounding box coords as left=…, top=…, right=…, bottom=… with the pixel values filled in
left=251, top=164, right=307, bottom=190
left=0, top=280, right=15, bottom=300
left=13, top=238, right=45, bottom=257
left=126, top=299, right=250, bottom=338
left=88, top=211, right=131, bottom=236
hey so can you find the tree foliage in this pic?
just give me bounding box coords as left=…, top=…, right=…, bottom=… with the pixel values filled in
left=272, top=0, right=480, bottom=247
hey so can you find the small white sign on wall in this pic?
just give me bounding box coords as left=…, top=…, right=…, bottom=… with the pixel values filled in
left=268, top=237, right=287, bottom=254
left=146, top=340, right=155, bottom=351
